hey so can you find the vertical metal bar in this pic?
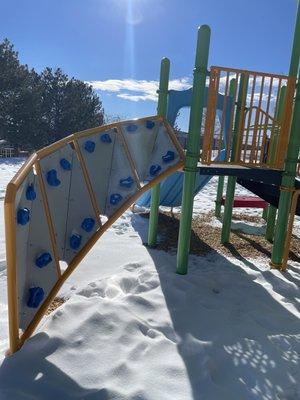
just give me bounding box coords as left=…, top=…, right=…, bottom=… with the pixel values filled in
left=264, top=82, right=286, bottom=243
left=254, top=110, right=265, bottom=163
left=218, top=71, right=230, bottom=158
left=233, top=73, right=249, bottom=163
left=246, top=75, right=257, bottom=163
left=281, top=190, right=300, bottom=270
left=215, top=77, right=235, bottom=218
left=265, top=83, right=286, bottom=242
left=251, top=76, right=265, bottom=163
left=176, top=25, right=210, bottom=275
left=210, top=71, right=220, bottom=161
left=215, top=176, right=224, bottom=218
left=275, top=78, right=296, bottom=168
left=266, top=80, right=283, bottom=168
left=226, top=76, right=238, bottom=161
left=262, top=206, right=268, bottom=221
left=271, top=0, right=300, bottom=268
left=221, top=74, right=248, bottom=244
left=147, top=58, right=170, bottom=247
left=259, top=77, right=273, bottom=165
left=202, top=67, right=218, bottom=163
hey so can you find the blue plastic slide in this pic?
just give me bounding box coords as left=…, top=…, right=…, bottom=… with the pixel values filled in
left=137, top=87, right=233, bottom=208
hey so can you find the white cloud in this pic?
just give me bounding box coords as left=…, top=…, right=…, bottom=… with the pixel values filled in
left=88, top=75, right=284, bottom=111
left=87, top=78, right=191, bottom=102
left=117, top=93, right=157, bottom=102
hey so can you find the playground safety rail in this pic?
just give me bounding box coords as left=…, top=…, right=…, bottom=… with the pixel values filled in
left=202, top=66, right=296, bottom=170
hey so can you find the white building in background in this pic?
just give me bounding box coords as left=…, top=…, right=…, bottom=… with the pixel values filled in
left=0, top=140, right=28, bottom=158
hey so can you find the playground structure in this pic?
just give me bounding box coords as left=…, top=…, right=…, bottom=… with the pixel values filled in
left=136, top=85, right=234, bottom=208
left=4, top=4, right=300, bottom=354
left=147, top=15, right=300, bottom=274
left=5, top=117, right=184, bottom=353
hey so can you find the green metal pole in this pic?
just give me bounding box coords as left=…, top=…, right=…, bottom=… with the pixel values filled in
left=176, top=25, right=211, bottom=275
left=262, top=206, right=268, bottom=221
left=265, top=205, right=276, bottom=239
left=221, top=75, right=248, bottom=244
left=265, top=86, right=286, bottom=242
left=215, top=176, right=224, bottom=217
left=147, top=58, right=170, bottom=247
left=271, top=0, right=300, bottom=267
left=215, top=79, right=236, bottom=218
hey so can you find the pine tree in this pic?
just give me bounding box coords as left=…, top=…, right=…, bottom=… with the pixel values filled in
left=0, top=39, right=104, bottom=151
left=39, top=68, right=103, bottom=145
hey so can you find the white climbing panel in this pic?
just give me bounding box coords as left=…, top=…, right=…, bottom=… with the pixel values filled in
left=6, top=116, right=184, bottom=341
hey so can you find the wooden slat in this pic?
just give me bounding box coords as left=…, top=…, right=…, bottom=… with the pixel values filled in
left=4, top=185, right=19, bottom=354
left=35, top=161, right=61, bottom=277
left=73, top=139, right=102, bottom=225
left=115, top=126, right=142, bottom=189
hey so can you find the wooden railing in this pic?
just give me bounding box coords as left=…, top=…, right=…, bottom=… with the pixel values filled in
left=202, top=66, right=296, bottom=170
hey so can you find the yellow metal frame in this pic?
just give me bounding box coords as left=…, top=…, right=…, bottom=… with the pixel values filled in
left=5, top=116, right=185, bottom=354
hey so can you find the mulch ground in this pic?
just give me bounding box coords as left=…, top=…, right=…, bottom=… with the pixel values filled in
left=46, top=210, right=299, bottom=314
left=140, top=210, right=300, bottom=264
left=46, top=297, right=66, bottom=315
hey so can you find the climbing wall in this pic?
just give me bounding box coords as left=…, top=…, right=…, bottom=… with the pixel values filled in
left=120, top=118, right=181, bottom=182
left=14, top=168, right=59, bottom=329
left=6, top=116, right=184, bottom=340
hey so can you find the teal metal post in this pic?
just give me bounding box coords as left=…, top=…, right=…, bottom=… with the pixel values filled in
left=215, top=79, right=236, bottom=218
left=215, top=176, right=225, bottom=217
left=265, top=86, right=286, bottom=242
left=262, top=207, right=268, bottom=221
left=176, top=25, right=211, bottom=275
left=147, top=58, right=170, bottom=247
left=221, top=75, right=248, bottom=244
left=271, top=0, right=300, bottom=267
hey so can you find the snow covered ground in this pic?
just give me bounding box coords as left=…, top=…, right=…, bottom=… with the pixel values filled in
left=0, top=158, right=299, bottom=400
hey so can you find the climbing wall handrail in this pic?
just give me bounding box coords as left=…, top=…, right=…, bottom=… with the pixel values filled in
left=202, top=66, right=296, bottom=169
left=5, top=116, right=185, bottom=354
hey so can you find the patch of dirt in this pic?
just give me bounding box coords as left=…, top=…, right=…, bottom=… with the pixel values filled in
left=232, top=213, right=263, bottom=224
left=140, top=211, right=300, bottom=264
left=46, top=297, right=66, bottom=315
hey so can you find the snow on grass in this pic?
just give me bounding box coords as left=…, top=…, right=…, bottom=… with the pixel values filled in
left=0, top=159, right=299, bottom=400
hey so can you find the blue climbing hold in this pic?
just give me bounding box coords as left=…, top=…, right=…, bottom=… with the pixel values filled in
left=149, top=164, right=161, bottom=177
left=81, top=218, right=95, bottom=232
left=17, top=208, right=30, bottom=225
left=126, top=124, right=138, bottom=133
left=47, top=169, right=61, bottom=187
left=70, top=233, right=82, bottom=250
left=146, top=120, right=155, bottom=129
left=35, top=252, right=52, bottom=268
left=119, top=176, right=134, bottom=188
left=162, top=150, right=175, bottom=163
left=27, top=287, right=44, bottom=308
left=26, top=184, right=36, bottom=201
left=84, top=140, right=96, bottom=153
left=60, top=158, right=72, bottom=171
left=110, top=193, right=123, bottom=205
left=100, top=133, right=112, bottom=143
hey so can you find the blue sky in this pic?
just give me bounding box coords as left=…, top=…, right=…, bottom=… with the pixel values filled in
left=0, top=0, right=298, bottom=123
